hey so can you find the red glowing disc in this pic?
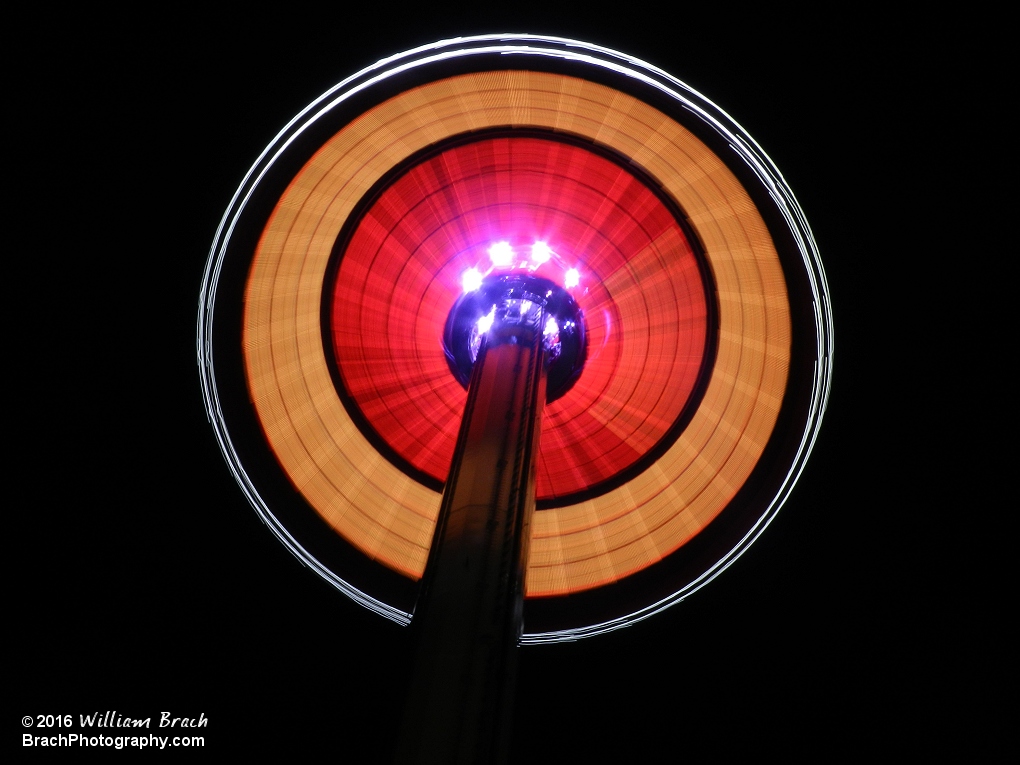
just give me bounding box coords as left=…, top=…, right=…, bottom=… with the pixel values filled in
left=329, top=134, right=711, bottom=502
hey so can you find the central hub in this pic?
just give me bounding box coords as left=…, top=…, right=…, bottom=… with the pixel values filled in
left=443, top=273, right=587, bottom=403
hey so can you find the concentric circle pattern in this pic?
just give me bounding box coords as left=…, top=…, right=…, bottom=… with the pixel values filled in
left=243, top=70, right=792, bottom=596
left=330, top=135, right=710, bottom=501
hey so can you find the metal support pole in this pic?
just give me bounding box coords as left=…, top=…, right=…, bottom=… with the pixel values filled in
left=396, top=305, right=547, bottom=765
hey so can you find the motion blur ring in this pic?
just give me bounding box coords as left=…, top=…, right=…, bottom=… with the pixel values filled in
left=198, top=35, right=833, bottom=641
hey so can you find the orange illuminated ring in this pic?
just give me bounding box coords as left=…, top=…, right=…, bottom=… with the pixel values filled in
left=198, top=36, right=833, bottom=641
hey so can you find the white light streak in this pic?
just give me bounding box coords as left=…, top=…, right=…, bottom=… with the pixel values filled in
left=476, top=306, right=495, bottom=334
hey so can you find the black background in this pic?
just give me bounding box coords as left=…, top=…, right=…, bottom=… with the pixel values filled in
left=14, top=7, right=998, bottom=760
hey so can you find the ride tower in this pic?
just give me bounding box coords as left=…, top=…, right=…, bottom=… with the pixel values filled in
left=397, top=260, right=586, bottom=762
left=198, top=34, right=833, bottom=764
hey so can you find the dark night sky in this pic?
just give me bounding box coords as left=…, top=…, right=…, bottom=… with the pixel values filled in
left=14, top=8, right=998, bottom=760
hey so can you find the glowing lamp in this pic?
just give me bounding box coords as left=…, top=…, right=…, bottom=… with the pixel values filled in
left=488, top=241, right=514, bottom=267
left=530, top=241, right=552, bottom=265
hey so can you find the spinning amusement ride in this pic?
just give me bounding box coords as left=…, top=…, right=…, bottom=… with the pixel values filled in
left=198, top=34, right=832, bottom=762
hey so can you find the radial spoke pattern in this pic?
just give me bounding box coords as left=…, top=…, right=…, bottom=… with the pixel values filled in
left=331, top=136, right=708, bottom=500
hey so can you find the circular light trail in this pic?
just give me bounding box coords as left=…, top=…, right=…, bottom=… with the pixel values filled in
left=198, top=35, right=833, bottom=641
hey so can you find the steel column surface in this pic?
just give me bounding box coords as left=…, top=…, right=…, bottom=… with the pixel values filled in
left=396, top=319, right=547, bottom=764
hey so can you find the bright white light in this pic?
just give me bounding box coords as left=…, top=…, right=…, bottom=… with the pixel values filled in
left=462, top=267, right=483, bottom=293
left=477, top=306, right=495, bottom=334
left=564, top=268, right=580, bottom=288
left=531, top=241, right=552, bottom=265
left=488, top=241, right=514, bottom=267
left=544, top=316, right=559, bottom=336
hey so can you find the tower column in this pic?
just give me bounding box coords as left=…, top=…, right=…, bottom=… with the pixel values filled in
left=396, top=304, right=547, bottom=764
